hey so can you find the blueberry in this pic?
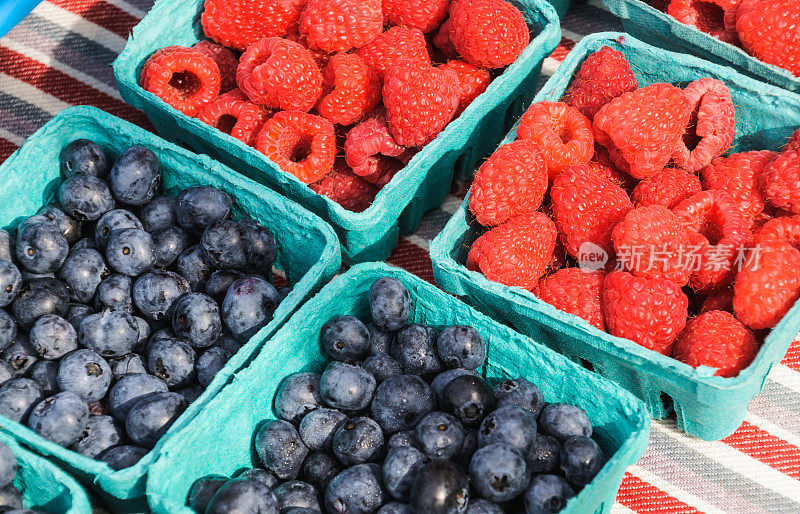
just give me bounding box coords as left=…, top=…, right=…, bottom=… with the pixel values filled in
left=538, top=403, right=592, bottom=442
left=391, top=324, right=442, bottom=379
left=238, top=219, right=278, bottom=274
left=217, top=331, right=243, bottom=356
left=277, top=286, right=291, bottom=302
left=59, top=174, right=115, bottom=221
left=139, top=196, right=176, bottom=233
left=453, top=429, right=478, bottom=470
left=2, top=335, right=37, bottom=377
left=106, top=228, right=156, bottom=276
left=431, top=369, right=479, bottom=404
left=382, top=446, right=426, bottom=501
left=109, top=146, right=161, bottom=206
left=0, top=378, right=42, bottom=422
left=0, top=230, right=12, bottom=262
left=28, top=360, right=58, bottom=396
left=108, top=373, right=169, bottom=421
left=196, top=346, right=230, bottom=388
left=560, top=435, right=605, bottom=487
left=200, top=219, right=250, bottom=269
left=302, top=451, right=341, bottom=491
left=0, top=261, right=21, bottom=308
left=65, top=304, right=94, bottom=332
left=465, top=499, right=503, bottom=514
left=205, top=478, right=279, bottom=514
left=57, top=349, right=111, bottom=402
left=174, top=186, right=232, bottom=234
left=235, top=468, right=279, bottom=490
left=125, top=391, right=186, bottom=448
left=255, top=419, right=309, bottom=480
left=0, top=361, right=12, bottom=386
left=387, top=430, right=416, bottom=450
left=205, top=270, right=245, bottom=303
left=477, top=405, right=537, bottom=455
left=70, top=237, right=98, bottom=254
left=110, top=354, right=148, bottom=380
left=132, top=270, right=191, bottom=321
left=0, top=311, right=17, bottom=353
left=273, top=480, right=320, bottom=512
left=523, top=474, right=575, bottom=514
left=176, top=384, right=204, bottom=404
left=172, top=293, right=222, bottom=349
left=151, top=226, right=190, bottom=268
left=60, top=139, right=108, bottom=178
left=469, top=443, right=530, bottom=503
left=321, top=316, right=370, bottom=362
left=324, top=463, right=386, bottom=514
left=176, top=245, right=213, bottom=292
left=58, top=249, right=109, bottom=303
left=188, top=475, right=228, bottom=514
left=147, top=337, right=196, bottom=389
left=409, top=460, right=469, bottom=514
left=320, top=361, right=375, bottom=412
left=366, top=322, right=393, bottom=355
left=20, top=270, right=55, bottom=281
left=436, top=326, right=486, bottom=370
left=79, top=310, right=139, bottom=358
left=37, top=205, right=82, bottom=245
left=27, top=391, right=89, bottom=447
left=15, top=221, right=68, bottom=274
left=441, top=374, right=495, bottom=427
left=378, top=503, right=412, bottom=514
left=370, top=374, right=434, bottom=433
left=69, top=414, right=122, bottom=458
left=284, top=509, right=321, bottom=514
left=493, top=378, right=545, bottom=417
left=362, top=353, right=401, bottom=383
left=133, top=316, right=151, bottom=348
left=94, top=209, right=142, bottom=251
left=275, top=372, right=323, bottom=424
left=98, top=445, right=148, bottom=470
left=414, top=412, right=465, bottom=460
left=29, top=314, right=77, bottom=359
left=298, top=408, right=347, bottom=451
left=0, top=442, right=16, bottom=488
left=369, top=278, right=411, bottom=332
left=94, top=274, right=133, bottom=313
left=527, top=434, right=561, bottom=474
left=16, top=215, right=50, bottom=235
left=222, top=277, right=281, bottom=342
left=0, top=484, right=23, bottom=509
left=333, top=417, right=384, bottom=465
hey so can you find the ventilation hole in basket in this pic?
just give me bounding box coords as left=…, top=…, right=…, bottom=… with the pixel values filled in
left=660, top=391, right=674, bottom=414
left=579, top=358, right=595, bottom=373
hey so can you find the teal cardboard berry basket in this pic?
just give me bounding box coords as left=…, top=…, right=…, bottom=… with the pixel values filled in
left=112, top=0, right=561, bottom=264
left=430, top=32, right=800, bottom=441
left=145, top=262, right=650, bottom=514
left=603, top=0, right=800, bottom=93
left=0, top=106, right=340, bottom=508
left=0, top=432, right=91, bottom=513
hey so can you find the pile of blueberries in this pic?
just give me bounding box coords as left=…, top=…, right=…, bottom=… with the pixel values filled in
left=0, top=440, right=41, bottom=513
left=0, top=139, right=284, bottom=471
left=188, top=278, right=605, bottom=514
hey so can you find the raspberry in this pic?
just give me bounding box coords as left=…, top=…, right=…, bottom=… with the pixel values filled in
left=382, top=63, right=460, bottom=147
left=318, top=53, right=381, bottom=126
left=438, top=60, right=491, bottom=115
left=593, top=83, right=693, bottom=179
left=382, top=0, right=449, bottom=32
left=344, top=115, right=409, bottom=182
left=140, top=46, right=221, bottom=117
left=432, top=18, right=458, bottom=59
left=672, top=310, right=759, bottom=377
left=517, top=102, right=594, bottom=178
left=667, top=0, right=740, bottom=43
left=762, top=148, right=800, bottom=214
left=701, top=287, right=734, bottom=313
left=602, top=271, right=689, bottom=355
left=672, top=78, right=735, bottom=171
left=469, top=140, right=549, bottom=227
left=786, top=128, right=800, bottom=152
left=356, top=26, right=431, bottom=76
left=702, top=151, right=778, bottom=221
left=255, top=110, right=336, bottom=183
left=448, top=0, right=529, bottom=69
left=237, top=38, right=323, bottom=111
left=309, top=160, right=378, bottom=211
left=467, top=213, right=558, bottom=290
left=754, top=215, right=800, bottom=246
left=299, top=0, right=383, bottom=53
left=197, top=93, right=271, bottom=146
left=201, top=0, right=306, bottom=51
left=736, top=0, right=800, bottom=77
left=285, top=30, right=334, bottom=69
left=193, top=40, right=238, bottom=92
left=632, top=167, right=702, bottom=209
left=589, top=146, right=637, bottom=191
left=551, top=165, right=633, bottom=260
left=535, top=268, right=605, bottom=331
left=563, top=46, right=638, bottom=120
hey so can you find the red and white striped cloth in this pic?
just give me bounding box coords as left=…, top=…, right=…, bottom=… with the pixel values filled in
left=1, top=0, right=800, bottom=511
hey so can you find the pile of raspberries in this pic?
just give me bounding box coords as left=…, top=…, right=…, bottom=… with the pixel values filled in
left=654, top=0, right=800, bottom=77
left=467, top=45, right=800, bottom=379
left=139, top=0, right=531, bottom=212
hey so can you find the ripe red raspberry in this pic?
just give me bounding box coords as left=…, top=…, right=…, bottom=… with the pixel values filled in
left=667, top=0, right=740, bottom=44
left=237, top=38, right=323, bottom=111
left=602, top=271, right=689, bottom=355
left=701, top=287, right=734, bottom=313
left=736, top=0, right=800, bottom=77
left=317, top=53, right=381, bottom=126
left=382, top=63, right=460, bottom=147
left=201, top=0, right=306, bottom=51
left=193, top=41, right=238, bottom=92
left=140, top=46, right=221, bottom=117
left=755, top=215, right=800, bottom=243
left=356, top=26, right=431, bottom=76
left=344, top=114, right=409, bottom=182
left=469, top=140, right=549, bottom=227
left=255, top=110, right=336, bottom=183
left=517, top=102, right=594, bottom=179
left=438, top=60, right=491, bottom=115
left=310, top=160, right=378, bottom=212
left=702, top=151, right=778, bottom=221
left=197, top=93, right=271, bottom=146
left=535, top=268, right=605, bottom=331
left=672, top=310, right=759, bottom=377
left=786, top=128, right=800, bottom=152
left=593, top=83, right=693, bottom=179
left=299, top=0, right=383, bottom=53
left=285, top=30, right=334, bottom=69
left=589, top=146, right=637, bottom=191
left=467, top=213, right=558, bottom=290
left=432, top=18, right=458, bottom=59
left=632, top=167, right=702, bottom=209
left=672, top=78, right=735, bottom=171
left=382, top=0, right=449, bottom=33
left=448, top=0, right=529, bottom=69
left=762, top=148, right=800, bottom=214
left=563, top=46, right=638, bottom=121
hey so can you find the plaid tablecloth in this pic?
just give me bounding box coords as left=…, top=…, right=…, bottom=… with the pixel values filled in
left=2, top=0, right=800, bottom=511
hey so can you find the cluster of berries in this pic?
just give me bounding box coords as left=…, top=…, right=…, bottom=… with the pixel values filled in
left=0, top=139, right=285, bottom=471
left=139, top=0, right=532, bottom=212
left=187, top=277, right=605, bottom=514
left=467, top=45, right=800, bottom=378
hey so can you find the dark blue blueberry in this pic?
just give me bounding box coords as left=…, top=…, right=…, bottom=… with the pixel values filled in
left=171, top=293, right=222, bottom=349
left=106, top=228, right=156, bottom=276
left=493, top=378, right=545, bottom=417
left=58, top=174, right=115, bottom=221
left=523, top=474, right=575, bottom=514
left=0, top=261, right=21, bottom=308
left=526, top=434, right=561, bottom=474
left=0, top=484, right=23, bottom=509
left=174, top=186, right=232, bottom=234
left=324, top=463, right=385, bottom=514
left=469, top=443, right=530, bottom=503
left=369, top=278, right=411, bottom=332
left=2, top=335, right=37, bottom=377
left=176, top=245, right=213, bottom=292
left=391, top=324, right=442, bottom=379
left=70, top=237, right=98, bottom=254
left=320, top=362, right=375, bottom=412
left=453, top=429, right=478, bottom=470
left=284, top=509, right=320, bottom=514
left=465, top=499, right=503, bottom=514
left=387, top=430, right=416, bottom=450
left=125, top=391, right=186, bottom=448
left=205, top=270, right=245, bottom=304
left=222, top=277, right=281, bottom=342
left=441, top=375, right=495, bottom=427
left=560, top=435, right=605, bottom=487
left=147, top=338, right=196, bottom=389
left=362, top=353, right=401, bottom=383
left=431, top=369, right=478, bottom=404
left=110, top=354, right=147, bottom=381
left=378, top=503, right=412, bottom=514
left=332, top=417, right=384, bottom=466
left=27, top=391, right=89, bottom=447
left=196, top=346, right=230, bottom=388
left=28, top=360, right=57, bottom=396
left=200, top=220, right=250, bottom=269
left=29, top=314, right=77, bottom=360
left=414, top=412, right=465, bottom=460
left=366, top=322, right=392, bottom=355
left=436, top=326, right=486, bottom=370
left=206, top=478, right=279, bottom=514
left=217, top=331, right=243, bottom=356
left=321, top=316, right=370, bottom=362
left=277, top=286, right=291, bottom=302
left=255, top=419, right=309, bottom=480
left=176, top=384, right=204, bottom=404
left=0, top=361, right=12, bottom=386
left=132, top=270, right=191, bottom=321
left=477, top=405, right=537, bottom=455
left=409, top=460, right=469, bottom=514
left=94, top=274, right=133, bottom=313
left=133, top=316, right=151, bottom=348
left=16, top=215, right=50, bottom=235
left=0, top=230, right=12, bottom=262
left=236, top=468, right=279, bottom=490
left=273, top=480, right=320, bottom=512
left=79, top=310, right=139, bottom=359
left=15, top=221, right=68, bottom=274
left=382, top=446, right=426, bottom=501
left=20, top=270, right=55, bottom=281
left=57, top=349, right=111, bottom=402
left=0, top=442, right=16, bottom=488
left=139, top=196, right=176, bottom=233
left=109, top=146, right=161, bottom=206
left=37, top=205, right=82, bottom=245
left=275, top=372, right=323, bottom=424
left=98, top=445, right=148, bottom=470
left=237, top=219, right=278, bottom=274
left=302, top=451, right=340, bottom=491
left=188, top=475, right=228, bottom=514
left=151, top=226, right=190, bottom=269
left=65, top=304, right=93, bottom=332
left=69, top=414, right=122, bottom=458
left=108, top=373, right=169, bottom=421
left=299, top=408, right=347, bottom=451
left=60, top=139, right=108, bottom=178
left=58, top=249, right=109, bottom=303
left=370, top=374, right=434, bottom=434
left=94, top=209, right=142, bottom=251
left=538, top=403, right=592, bottom=442
left=0, top=311, right=17, bottom=353
left=0, top=378, right=42, bottom=423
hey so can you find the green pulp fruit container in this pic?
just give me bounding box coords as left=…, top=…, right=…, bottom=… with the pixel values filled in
left=603, top=0, right=800, bottom=93
left=430, top=32, right=800, bottom=441
left=112, top=0, right=561, bottom=264
left=0, top=105, right=340, bottom=508
left=145, top=262, right=650, bottom=514
left=0, top=432, right=91, bottom=513
left=549, top=0, right=573, bottom=18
